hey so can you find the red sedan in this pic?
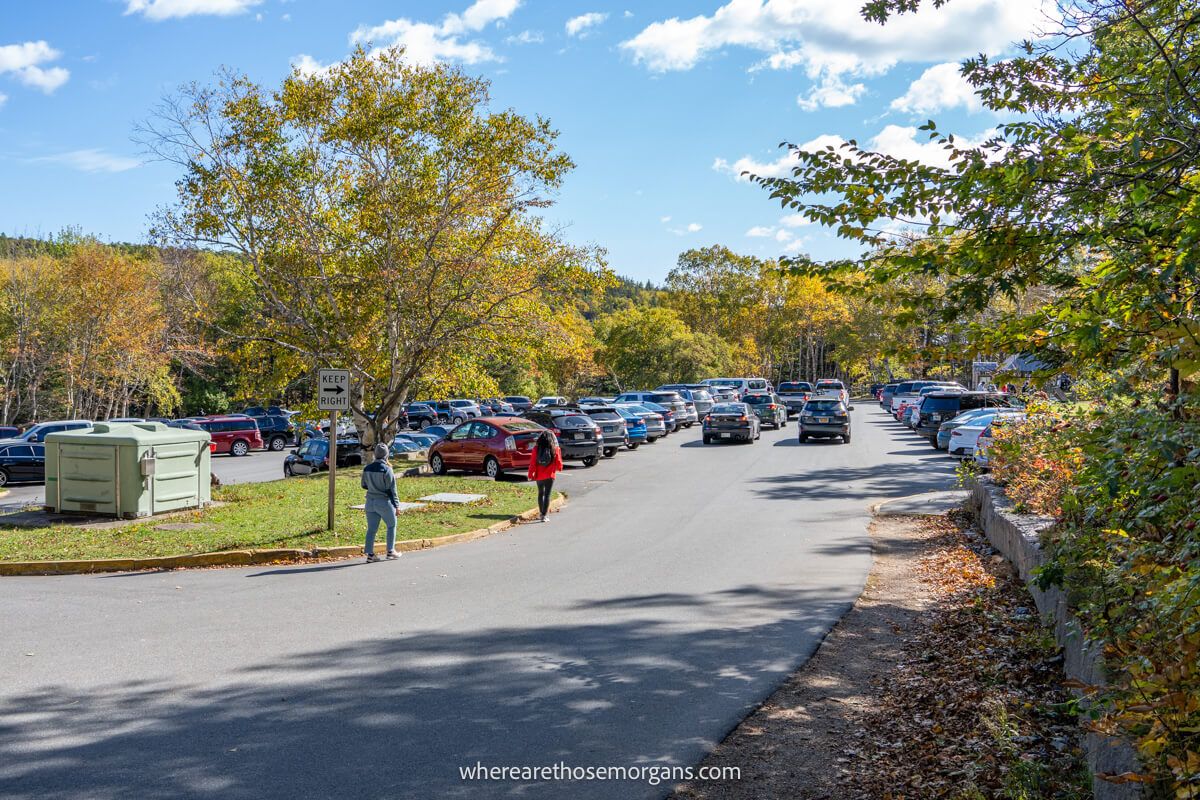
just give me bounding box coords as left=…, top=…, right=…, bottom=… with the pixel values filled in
left=428, top=417, right=548, bottom=480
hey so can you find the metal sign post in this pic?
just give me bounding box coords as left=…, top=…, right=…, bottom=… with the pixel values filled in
left=318, top=369, right=351, bottom=531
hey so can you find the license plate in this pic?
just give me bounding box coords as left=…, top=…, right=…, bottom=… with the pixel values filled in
left=931, top=414, right=941, bottom=421
left=719, top=432, right=730, bottom=438
left=817, top=417, right=830, bottom=423
left=603, top=426, right=614, bottom=433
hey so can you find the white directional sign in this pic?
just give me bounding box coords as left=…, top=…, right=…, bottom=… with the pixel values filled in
left=318, top=369, right=351, bottom=412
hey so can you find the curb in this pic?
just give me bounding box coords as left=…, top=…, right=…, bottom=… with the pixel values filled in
left=0, top=493, right=566, bottom=577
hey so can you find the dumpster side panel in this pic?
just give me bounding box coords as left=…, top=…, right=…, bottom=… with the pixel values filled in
left=152, top=442, right=206, bottom=511
left=57, top=443, right=119, bottom=515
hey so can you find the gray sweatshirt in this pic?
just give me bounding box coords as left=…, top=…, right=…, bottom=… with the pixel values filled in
left=361, top=460, right=399, bottom=505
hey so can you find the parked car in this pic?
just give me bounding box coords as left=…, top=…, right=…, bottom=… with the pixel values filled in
left=429, top=417, right=550, bottom=479
left=889, top=380, right=949, bottom=416
left=104, top=417, right=145, bottom=423
left=523, top=409, right=601, bottom=467
left=534, top=396, right=570, bottom=408
left=580, top=406, right=628, bottom=458
left=776, top=381, right=815, bottom=416
left=503, top=396, right=534, bottom=413
left=743, top=392, right=788, bottom=429
left=798, top=398, right=852, bottom=443
left=577, top=396, right=615, bottom=406
left=404, top=403, right=440, bottom=429
left=973, top=416, right=1024, bottom=467
left=613, top=406, right=648, bottom=448
left=879, top=383, right=902, bottom=410
left=449, top=399, right=483, bottom=420
left=478, top=398, right=515, bottom=415
left=192, top=416, right=264, bottom=456
left=422, top=425, right=454, bottom=441
left=250, top=414, right=297, bottom=451
left=656, top=385, right=715, bottom=417
left=389, top=438, right=423, bottom=455
left=943, top=409, right=1026, bottom=454
left=0, top=443, right=45, bottom=487
left=0, top=426, right=19, bottom=439
left=0, top=419, right=92, bottom=446
left=701, top=402, right=760, bottom=444
left=414, top=401, right=458, bottom=424
left=614, top=391, right=693, bottom=427
left=393, top=431, right=440, bottom=450
left=639, top=400, right=678, bottom=433
left=284, top=437, right=364, bottom=476
left=702, top=377, right=770, bottom=399
left=917, top=391, right=1016, bottom=444
left=615, top=403, right=666, bottom=442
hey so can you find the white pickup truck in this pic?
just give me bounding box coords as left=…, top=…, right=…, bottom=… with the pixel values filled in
left=811, top=379, right=850, bottom=407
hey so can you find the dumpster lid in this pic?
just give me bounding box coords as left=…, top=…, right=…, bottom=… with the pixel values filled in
left=45, top=422, right=211, bottom=446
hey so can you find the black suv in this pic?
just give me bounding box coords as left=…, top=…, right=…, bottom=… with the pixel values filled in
left=915, top=392, right=1018, bottom=443
left=284, top=437, right=364, bottom=476
left=405, top=403, right=440, bottom=429
left=524, top=408, right=601, bottom=467
left=251, top=414, right=297, bottom=451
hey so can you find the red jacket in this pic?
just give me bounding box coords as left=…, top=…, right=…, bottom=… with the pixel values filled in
left=527, top=439, right=563, bottom=481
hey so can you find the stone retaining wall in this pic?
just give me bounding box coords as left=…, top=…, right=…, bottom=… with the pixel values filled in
left=968, top=478, right=1141, bottom=800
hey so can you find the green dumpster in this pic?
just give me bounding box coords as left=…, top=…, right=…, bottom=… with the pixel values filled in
left=45, top=422, right=212, bottom=518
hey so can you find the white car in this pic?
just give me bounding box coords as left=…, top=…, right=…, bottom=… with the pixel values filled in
left=951, top=413, right=1025, bottom=457
left=812, top=378, right=849, bottom=406
left=973, top=415, right=1024, bottom=466
left=534, top=396, right=569, bottom=408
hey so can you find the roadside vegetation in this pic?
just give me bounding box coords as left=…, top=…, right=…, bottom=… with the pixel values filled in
left=747, top=0, right=1200, bottom=792
left=0, top=474, right=536, bottom=562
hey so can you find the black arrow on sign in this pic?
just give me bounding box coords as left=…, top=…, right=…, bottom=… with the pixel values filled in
left=323, top=384, right=346, bottom=395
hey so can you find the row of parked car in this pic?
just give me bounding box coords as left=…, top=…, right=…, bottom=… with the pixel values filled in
left=875, top=379, right=1026, bottom=465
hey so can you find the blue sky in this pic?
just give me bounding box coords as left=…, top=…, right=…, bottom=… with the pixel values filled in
left=0, top=0, right=1050, bottom=282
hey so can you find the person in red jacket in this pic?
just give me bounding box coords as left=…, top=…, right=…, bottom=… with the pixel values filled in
left=527, top=429, right=563, bottom=522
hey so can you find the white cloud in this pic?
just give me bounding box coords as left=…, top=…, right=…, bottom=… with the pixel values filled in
left=506, top=30, right=543, bottom=45
left=0, top=41, right=70, bottom=94
left=0, top=93, right=7, bottom=109
left=774, top=228, right=794, bottom=242
left=290, top=54, right=333, bottom=77
left=686, top=222, right=702, bottom=232
left=779, top=213, right=810, bottom=228
left=566, top=12, right=608, bottom=37
left=624, top=10, right=634, bottom=18
left=867, top=123, right=997, bottom=168
left=660, top=215, right=672, bottom=223
left=746, top=225, right=774, bottom=237
left=712, top=133, right=844, bottom=181
left=890, top=61, right=982, bottom=114
left=622, top=0, right=1050, bottom=109
left=350, top=0, right=521, bottom=66
left=34, top=149, right=141, bottom=173
left=124, top=0, right=262, bottom=20
left=796, top=73, right=865, bottom=111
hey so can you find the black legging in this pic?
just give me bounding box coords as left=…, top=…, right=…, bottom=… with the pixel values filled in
left=537, top=478, right=554, bottom=516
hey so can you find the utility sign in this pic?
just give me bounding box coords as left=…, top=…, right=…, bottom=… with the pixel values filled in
left=318, top=369, right=351, bottom=411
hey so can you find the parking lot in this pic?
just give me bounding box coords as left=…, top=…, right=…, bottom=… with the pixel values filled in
left=1, top=406, right=959, bottom=800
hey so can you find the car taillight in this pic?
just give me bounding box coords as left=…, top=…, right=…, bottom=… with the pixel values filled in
left=951, top=431, right=962, bottom=437
left=322, top=457, right=329, bottom=465
left=504, top=436, right=516, bottom=451
left=739, top=415, right=748, bottom=422
left=209, top=442, right=216, bottom=453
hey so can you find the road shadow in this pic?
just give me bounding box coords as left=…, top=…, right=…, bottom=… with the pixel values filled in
left=1, top=583, right=858, bottom=800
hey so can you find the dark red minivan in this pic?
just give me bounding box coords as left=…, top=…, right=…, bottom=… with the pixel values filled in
left=195, top=416, right=264, bottom=456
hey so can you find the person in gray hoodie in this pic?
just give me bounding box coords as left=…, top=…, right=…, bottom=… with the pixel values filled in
left=361, top=443, right=401, bottom=562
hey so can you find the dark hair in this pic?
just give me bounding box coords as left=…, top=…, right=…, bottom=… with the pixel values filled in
left=536, top=430, right=555, bottom=467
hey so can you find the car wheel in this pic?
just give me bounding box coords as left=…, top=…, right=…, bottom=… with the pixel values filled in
left=431, top=453, right=447, bottom=475
left=603, top=447, right=617, bottom=459
left=230, top=439, right=249, bottom=457
left=419, top=418, right=432, bottom=429
left=453, top=415, right=465, bottom=424
left=781, top=418, right=788, bottom=427
left=684, top=422, right=693, bottom=429
left=843, top=433, right=852, bottom=444
left=269, top=435, right=286, bottom=451
left=929, top=437, right=940, bottom=449
left=484, top=456, right=501, bottom=480
left=628, top=442, right=640, bottom=450
left=799, top=434, right=808, bottom=443
left=0, top=467, right=8, bottom=487
left=646, top=436, right=658, bottom=444
left=581, top=455, right=598, bottom=467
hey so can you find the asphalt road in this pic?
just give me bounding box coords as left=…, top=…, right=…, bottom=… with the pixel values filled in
left=0, top=408, right=957, bottom=799
left=0, top=450, right=289, bottom=510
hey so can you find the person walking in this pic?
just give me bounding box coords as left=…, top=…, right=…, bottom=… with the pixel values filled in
left=527, top=430, right=562, bottom=523
left=361, top=443, right=401, bottom=562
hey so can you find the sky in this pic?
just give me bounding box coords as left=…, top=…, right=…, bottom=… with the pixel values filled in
left=0, top=0, right=1053, bottom=282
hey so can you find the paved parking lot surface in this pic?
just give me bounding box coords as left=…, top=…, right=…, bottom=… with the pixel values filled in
left=0, top=410, right=956, bottom=799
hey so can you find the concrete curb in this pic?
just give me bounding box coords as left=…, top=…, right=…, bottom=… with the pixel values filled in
left=0, top=493, right=566, bottom=577
left=968, top=478, right=1141, bottom=800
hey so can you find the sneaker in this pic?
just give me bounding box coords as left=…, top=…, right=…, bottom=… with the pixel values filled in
left=386, top=550, right=401, bottom=560
left=540, top=514, right=547, bottom=523
left=365, top=553, right=380, bottom=563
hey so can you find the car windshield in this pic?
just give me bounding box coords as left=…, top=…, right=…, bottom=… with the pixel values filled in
left=815, top=381, right=844, bottom=389
left=553, top=415, right=591, bottom=429
left=746, top=379, right=768, bottom=390
left=587, top=411, right=621, bottom=421
left=742, top=395, right=772, bottom=405
left=711, top=404, right=745, bottom=414
left=778, top=382, right=813, bottom=393
left=650, top=393, right=681, bottom=404
left=641, top=401, right=668, bottom=413
left=708, top=379, right=740, bottom=387
left=805, top=400, right=846, bottom=413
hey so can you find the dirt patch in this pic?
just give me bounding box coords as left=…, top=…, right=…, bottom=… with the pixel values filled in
left=672, top=512, right=1088, bottom=800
